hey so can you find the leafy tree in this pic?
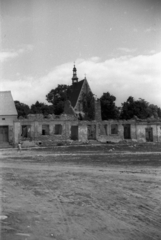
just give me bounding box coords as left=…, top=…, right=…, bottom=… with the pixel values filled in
left=120, top=97, right=161, bottom=119
left=80, top=92, right=95, bottom=120
left=148, top=104, right=161, bottom=119
left=100, top=92, right=119, bottom=120
left=46, top=85, right=71, bottom=115
left=157, top=108, right=161, bottom=118
left=14, top=101, right=30, bottom=118
left=120, top=97, right=148, bottom=119
left=30, top=101, right=54, bottom=115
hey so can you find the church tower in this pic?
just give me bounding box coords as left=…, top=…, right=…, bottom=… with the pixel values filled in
left=72, top=64, right=78, bottom=85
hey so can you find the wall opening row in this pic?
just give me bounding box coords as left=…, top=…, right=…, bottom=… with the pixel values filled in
left=19, top=124, right=154, bottom=142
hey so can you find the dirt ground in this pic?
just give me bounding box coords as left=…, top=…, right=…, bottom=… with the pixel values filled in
left=0, top=143, right=161, bottom=240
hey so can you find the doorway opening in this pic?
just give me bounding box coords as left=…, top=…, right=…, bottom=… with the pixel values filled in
left=0, top=126, right=8, bottom=142
left=145, top=127, right=153, bottom=142
left=71, top=126, right=78, bottom=140
left=88, top=125, right=96, bottom=140
left=123, top=124, right=131, bottom=139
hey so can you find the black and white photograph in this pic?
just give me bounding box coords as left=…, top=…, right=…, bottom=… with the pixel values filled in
left=0, top=0, right=161, bottom=239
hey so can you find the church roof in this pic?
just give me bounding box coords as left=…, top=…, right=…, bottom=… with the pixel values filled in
left=0, top=91, right=17, bottom=115
left=69, top=80, right=84, bottom=108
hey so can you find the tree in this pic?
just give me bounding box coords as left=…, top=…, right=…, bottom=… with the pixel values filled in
left=14, top=101, right=30, bottom=118
left=148, top=104, right=161, bottom=119
left=30, top=101, right=54, bottom=115
left=80, top=92, right=95, bottom=120
left=46, top=85, right=71, bottom=115
left=157, top=107, right=161, bottom=118
left=120, top=97, right=148, bottom=119
left=120, top=97, right=161, bottom=119
left=100, top=92, right=119, bottom=120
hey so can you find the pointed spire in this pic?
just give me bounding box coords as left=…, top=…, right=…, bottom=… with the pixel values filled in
left=72, top=63, right=78, bottom=85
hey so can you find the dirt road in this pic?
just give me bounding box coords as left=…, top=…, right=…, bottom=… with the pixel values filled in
left=0, top=145, right=161, bottom=240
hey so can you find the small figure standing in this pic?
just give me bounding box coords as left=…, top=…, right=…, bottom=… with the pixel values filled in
left=17, top=141, right=22, bottom=153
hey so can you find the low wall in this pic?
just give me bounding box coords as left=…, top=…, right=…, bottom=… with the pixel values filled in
left=136, top=123, right=161, bottom=142
left=13, top=118, right=161, bottom=146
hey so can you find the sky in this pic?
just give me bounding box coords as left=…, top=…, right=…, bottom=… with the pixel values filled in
left=0, top=0, right=161, bottom=107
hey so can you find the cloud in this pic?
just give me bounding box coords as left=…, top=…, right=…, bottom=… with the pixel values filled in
left=145, top=27, right=157, bottom=33
left=133, top=28, right=138, bottom=33
left=24, top=44, right=34, bottom=52
left=0, top=45, right=33, bottom=62
left=89, top=56, right=100, bottom=62
left=1, top=52, right=161, bottom=108
left=118, top=47, right=137, bottom=53
left=148, top=50, right=156, bottom=54
left=0, top=51, right=19, bottom=62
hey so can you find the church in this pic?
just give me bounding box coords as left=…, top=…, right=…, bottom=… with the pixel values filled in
left=62, top=64, right=102, bottom=121
left=68, top=65, right=92, bottom=113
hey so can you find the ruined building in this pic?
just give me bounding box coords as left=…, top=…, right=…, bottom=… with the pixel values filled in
left=1, top=67, right=161, bottom=147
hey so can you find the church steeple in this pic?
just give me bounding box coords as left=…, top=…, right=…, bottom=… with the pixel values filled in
left=72, top=64, right=78, bottom=85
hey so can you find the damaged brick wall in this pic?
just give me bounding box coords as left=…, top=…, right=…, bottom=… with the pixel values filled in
left=13, top=116, right=161, bottom=145
left=157, top=125, right=161, bottom=142
left=32, top=121, right=70, bottom=143
left=14, top=118, right=81, bottom=145
left=13, top=121, right=21, bottom=145
left=95, top=99, right=102, bottom=121
left=97, top=120, right=138, bottom=143
left=78, top=124, right=88, bottom=142
left=136, top=122, right=160, bottom=142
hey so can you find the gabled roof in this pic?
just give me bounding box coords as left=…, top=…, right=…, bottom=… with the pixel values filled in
left=0, top=91, right=17, bottom=115
left=69, top=80, right=84, bottom=108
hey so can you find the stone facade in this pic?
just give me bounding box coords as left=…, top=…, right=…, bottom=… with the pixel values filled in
left=94, top=99, right=102, bottom=121
left=12, top=115, right=161, bottom=146
left=97, top=119, right=161, bottom=143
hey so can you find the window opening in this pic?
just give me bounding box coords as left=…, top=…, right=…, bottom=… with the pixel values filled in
left=55, top=124, right=62, bottom=135
left=42, top=124, right=49, bottom=135
left=21, top=125, right=31, bottom=138
left=111, top=124, right=118, bottom=134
